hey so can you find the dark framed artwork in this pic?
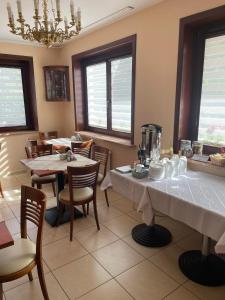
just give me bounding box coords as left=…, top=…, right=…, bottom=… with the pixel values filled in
left=43, top=66, right=70, bottom=101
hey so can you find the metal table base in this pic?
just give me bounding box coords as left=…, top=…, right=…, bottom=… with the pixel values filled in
left=179, top=235, right=225, bottom=286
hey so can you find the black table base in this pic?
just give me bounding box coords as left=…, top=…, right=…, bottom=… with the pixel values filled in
left=179, top=250, right=225, bottom=286
left=45, top=206, right=83, bottom=227
left=132, top=223, right=172, bottom=247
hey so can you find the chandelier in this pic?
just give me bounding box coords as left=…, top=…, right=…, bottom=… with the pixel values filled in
left=6, top=0, right=82, bottom=48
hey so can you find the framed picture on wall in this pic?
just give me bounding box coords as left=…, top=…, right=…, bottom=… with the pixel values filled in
left=43, top=66, right=70, bottom=101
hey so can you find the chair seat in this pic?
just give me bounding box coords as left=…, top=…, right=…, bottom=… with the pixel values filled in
left=31, top=174, right=56, bottom=183
left=59, top=186, right=93, bottom=203
left=0, top=239, right=36, bottom=279
left=97, top=173, right=104, bottom=184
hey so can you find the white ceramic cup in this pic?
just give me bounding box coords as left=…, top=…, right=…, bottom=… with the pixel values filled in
left=149, top=161, right=165, bottom=180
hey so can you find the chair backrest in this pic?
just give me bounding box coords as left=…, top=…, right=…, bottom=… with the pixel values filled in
left=91, top=145, right=110, bottom=177
left=20, top=185, right=46, bottom=259
left=71, top=140, right=94, bottom=158
left=27, top=139, right=38, bottom=147
left=25, top=144, right=53, bottom=159
left=47, top=131, right=58, bottom=139
left=67, top=162, right=100, bottom=202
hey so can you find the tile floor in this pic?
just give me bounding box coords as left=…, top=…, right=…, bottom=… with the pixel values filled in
left=0, top=172, right=225, bottom=300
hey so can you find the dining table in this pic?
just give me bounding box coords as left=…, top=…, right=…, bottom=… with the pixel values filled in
left=44, top=138, right=82, bottom=151
left=0, top=221, right=14, bottom=249
left=101, top=168, right=225, bottom=287
left=21, top=154, right=96, bottom=227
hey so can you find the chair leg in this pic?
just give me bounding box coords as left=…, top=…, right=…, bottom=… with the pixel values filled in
left=0, top=282, right=3, bottom=300
left=93, top=200, right=100, bottom=230
left=0, top=182, right=3, bottom=198
left=104, top=189, right=109, bottom=207
left=52, top=182, right=56, bottom=197
left=70, top=205, right=74, bottom=241
left=37, top=261, right=49, bottom=300
left=31, top=182, right=35, bottom=188
left=28, top=271, right=33, bottom=281
left=82, top=204, right=86, bottom=217
left=37, top=183, right=42, bottom=190
left=87, top=203, right=89, bottom=215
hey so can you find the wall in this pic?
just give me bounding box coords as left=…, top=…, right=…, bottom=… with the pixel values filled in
left=0, top=42, right=66, bottom=175
left=59, top=0, right=225, bottom=167
left=2, top=0, right=225, bottom=173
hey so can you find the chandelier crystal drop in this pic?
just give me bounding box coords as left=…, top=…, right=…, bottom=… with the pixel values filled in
left=6, top=0, right=82, bottom=47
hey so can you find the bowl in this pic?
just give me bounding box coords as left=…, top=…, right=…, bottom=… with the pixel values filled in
left=132, top=168, right=148, bottom=179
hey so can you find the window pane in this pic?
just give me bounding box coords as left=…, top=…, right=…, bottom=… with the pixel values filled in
left=86, top=63, right=107, bottom=129
left=111, top=56, right=132, bottom=133
left=198, top=35, right=225, bottom=146
left=0, top=67, right=26, bottom=127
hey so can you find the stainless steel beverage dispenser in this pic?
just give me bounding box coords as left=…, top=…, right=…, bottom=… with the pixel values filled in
left=138, top=124, right=162, bottom=166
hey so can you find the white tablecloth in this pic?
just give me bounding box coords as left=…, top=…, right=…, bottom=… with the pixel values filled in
left=101, top=169, right=225, bottom=253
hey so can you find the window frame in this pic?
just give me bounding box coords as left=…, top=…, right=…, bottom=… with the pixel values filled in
left=174, top=5, right=225, bottom=153
left=72, top=35, right=136, bottom=144
left=0, top=54, right=38, bottom=133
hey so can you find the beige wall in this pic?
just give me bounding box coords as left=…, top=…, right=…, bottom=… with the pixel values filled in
left=1, top=0, right=225, bottom=174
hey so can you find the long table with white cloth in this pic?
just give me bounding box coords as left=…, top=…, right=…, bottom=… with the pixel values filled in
left=101, top=168, right=225, bottom=286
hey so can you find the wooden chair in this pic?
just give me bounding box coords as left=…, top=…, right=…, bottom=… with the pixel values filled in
left=39, top=131, right=58, bottom=140
left=91, top=145, right=110, bottom=207
left=27, top=139, right=38, bottom=147
left=58, top=162, right=100, bottom=241
left=25, top=144, right=56, bottom=196
left=0, top=185, right=49, bottom=300
left=71, top=140, right=94, bottom=158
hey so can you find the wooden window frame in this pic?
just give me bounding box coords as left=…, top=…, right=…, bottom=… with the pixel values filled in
left=174, top=5, right=225, bottom=154
left=0, top=54, right=38, bottom=133
left=72, top=35, right=136, bottom=144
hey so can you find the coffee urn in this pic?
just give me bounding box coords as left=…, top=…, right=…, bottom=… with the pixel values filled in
left=138, top=124, right=162, bottom=166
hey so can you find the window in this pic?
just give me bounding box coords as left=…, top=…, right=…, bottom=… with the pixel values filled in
left=72, top=35, right=136, bottom=143
left=174, top=5, right=225, bottom=153
left=0, top=55, right=38, bottom=132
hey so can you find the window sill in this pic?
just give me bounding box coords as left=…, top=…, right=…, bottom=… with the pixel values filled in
left=188, top=158, right=225, bottom=178
left=0, top=130, right=38, bottom=137
left=78, top=131, right=136, bottom=147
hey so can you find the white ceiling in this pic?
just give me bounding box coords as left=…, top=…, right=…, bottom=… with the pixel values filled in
left=0, top=0, right=163, bottom=46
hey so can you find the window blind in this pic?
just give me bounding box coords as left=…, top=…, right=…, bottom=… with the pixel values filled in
left=86, top=62, right=107, bottom=129
left=198, top=35, right=225, bottom=146
left=0, top=67, right=26, bottom=127
left=111, top=56, right=132, bottom=133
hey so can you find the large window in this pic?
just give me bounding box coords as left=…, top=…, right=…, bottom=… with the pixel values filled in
left=0, top=55, right=38, bottom=132
left=174, top=5, right=225, bottom=152
left=72, top=35, right=136, bottom=143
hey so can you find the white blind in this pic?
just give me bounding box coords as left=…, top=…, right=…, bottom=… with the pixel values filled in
left=86, top=62, right=107, bottom=128
left=111, top=56, right=132, bottom=133
left=0, top=67, right=26, bottom=127
left=198, top=35, right=225, bottom=146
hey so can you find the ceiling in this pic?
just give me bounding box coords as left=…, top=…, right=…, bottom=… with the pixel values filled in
left=0, top=0, right=163, bottom=46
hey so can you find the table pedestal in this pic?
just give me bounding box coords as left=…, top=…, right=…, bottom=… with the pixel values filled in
left=179, top=235, right=225, bottom=286
left=132, top=223, right=172, bottom=247
left=45, top=172, right=83, bottom=226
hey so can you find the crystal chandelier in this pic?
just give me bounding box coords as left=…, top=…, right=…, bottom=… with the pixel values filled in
left=6, top=0, right=82, bottom=48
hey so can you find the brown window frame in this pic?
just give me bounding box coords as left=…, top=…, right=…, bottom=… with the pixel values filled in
left=72, top=35, right=136, bottom=143
left=174, top=5, right=225, bottom=154
left=0, top=54, right=38, bottom=133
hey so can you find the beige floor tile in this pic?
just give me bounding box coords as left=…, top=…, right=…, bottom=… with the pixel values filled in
left=0, top=206, right=14, bottom=220
left=165, top=286, right=199, bottom=300
left=75, top=225, right=119, bottom=252
left=3, top=188, right=21, bottom=205
left=3, top=262, right=49, bottom=292
left=43, top=237, right=87, bottom=270
left=111, top=197, right=134, bottom=213
left=106, top=188, right=124, bottom=201
left=157, top=217, right=194, bottom=242
left=122, top=234, right=165, bottom=258
left=103, top=215, right=138, bottom=238
left=89, top=204, right=124, bottom=223
left=184, top=280, right=225, bottom=300
left=79, top=279, right=133, bottom=300
left=5, top=272, right=68, bottom=300
left=149, top=244, right=187, bottom=284
left=64, top=215, right=97, bottom=234
left=117, top=260, right=179, bottom=300
left=128, top=210, right=143, bottom=222
left=176, top=231, right=203, bottom=251
left=93, top=240, right=144, bottom=276
left=5, top=218, right=20, bottom=235
left=1, top=176, right=20, bottom=189
left=8, top=203, right=20, bottom=218
left=53, top=255, right=111, bottom=299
